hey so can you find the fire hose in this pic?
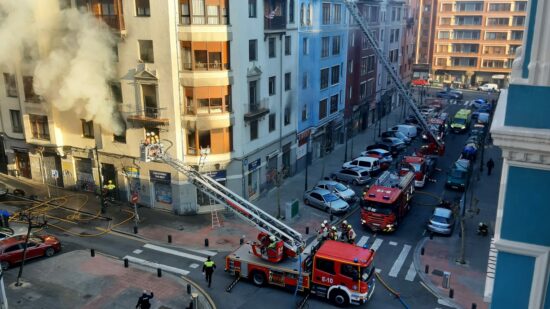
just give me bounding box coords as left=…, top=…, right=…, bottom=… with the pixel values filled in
left=374, top=272, right=410, bottom=309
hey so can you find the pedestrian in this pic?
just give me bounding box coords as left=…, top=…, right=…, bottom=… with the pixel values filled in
left=136, top=290, right=154, bottom=309
left=486, top=158, right=495, bottom=176
left=202, top=256, right=216, bottom=288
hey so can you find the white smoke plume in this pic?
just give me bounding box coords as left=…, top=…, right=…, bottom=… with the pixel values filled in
left=0, top=0, right=123, bottom=135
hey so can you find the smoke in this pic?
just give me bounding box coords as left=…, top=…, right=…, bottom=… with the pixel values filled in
left=0, top=0, right=123, bottom=135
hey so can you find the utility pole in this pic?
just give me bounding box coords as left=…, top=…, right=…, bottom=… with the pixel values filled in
left=15, top=211, right=47, bottom=287
left=343, top=120, right=348, bottom=162
left=94, top=146, right=105, bottom=214
left=304, top=136, right=310, bottom=191
left=0, top=268, right=7, bottom=309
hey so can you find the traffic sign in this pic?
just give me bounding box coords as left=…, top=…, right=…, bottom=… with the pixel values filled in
left=51, top=170, right=59, bottom=179
left=131, top=193, right=139, bottom=204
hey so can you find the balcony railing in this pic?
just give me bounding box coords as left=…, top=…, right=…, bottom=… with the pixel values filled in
left=264, top=16, right=286, bottom=31
left=127, top=107, right=170, bottom=126
left=99, top=15, right=125, bottom=32
left=182, top=62, right=230, bottom=71
left=180, top=14, right=228, bottom=25
left=244, top=99, right=269, bottom=121
left=186, top=102, right=231, bottom=115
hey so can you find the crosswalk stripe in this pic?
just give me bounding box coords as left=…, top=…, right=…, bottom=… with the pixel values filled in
left=123, top=255, right=190, bottom=276
left=143, top=244, right=207, bottom=262
left=184, top=247, right=217, bottom=257
left=133, top=249, right=143, bottom=254
left=370, top=238, right=383, bottom=251
left=405, top=262, right=416, bottom=281
left=389, top=244, right=411, bottom=277
left=356, top=236, right=369, bottom=247
left=389, top=241, right=398, bottom=246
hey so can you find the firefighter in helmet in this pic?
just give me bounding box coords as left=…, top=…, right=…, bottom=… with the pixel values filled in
left=329, top=226, right=338, bottom=241
left=346, top=224, right=357, bottom=244
left=340, top=220, right=349, bottom=240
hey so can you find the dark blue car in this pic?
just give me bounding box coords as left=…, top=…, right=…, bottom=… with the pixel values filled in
left=436, top=91, right=460, bottom=99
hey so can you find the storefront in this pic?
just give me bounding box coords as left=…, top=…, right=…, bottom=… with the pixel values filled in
left=43, top=152, right=63, bottom=188
left=101, top=163, right=118, bottom=199
left=150, top=170, right=172, bottom=210
left=265, top=152, right=278, bottom=192
left=14, top=149, right=31, bottom=179
left=75, top=157, right=94, bottom=191
left=247, top=158, right=260, bottom=200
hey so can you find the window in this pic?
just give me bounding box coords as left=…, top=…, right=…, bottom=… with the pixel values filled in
left=321, top=37, right=330, bottom=57
left=284, top=106, right=291, bottom=125
left=347, top=60, right=353, bottom=74
left=513, top=16, right=525, bottom=26
left=367, top=55, right=375, bottom=72
left=3, top=73, right=17, bottom=97
left=485, top=32, right=508, bottom=40
left=302, top=72, right=308, bottom=89
left=440, top=17, right=451, bottom=25
left=441, top=3, right=452, bottom=11
left=249, top=39, right=257, bottom=61
left=482, top=60, right=506, bottom=68
left=330, top=94, right=338, bottom=114
left=320, top=68, right=329, bottom=89
left=436, top=58, right=446, bottom=66
left=515, top=1, right=527, bottom=11
left=81, top=120, right=94, bottom=138
left=455, top=16, right=482, bottom=25
left=302, top=105, right=308, bottom=121
left=113, top=130, right=126, bottom=143
left=142, top=84, right=158, bottom=117
left=250, top=120, right=258, bottom=140
left=110, top=82, right=122, bottom=103
left=454, top=44, right=479, bottom=53
left=322, top=3, right=331, bottom=24
left=331, top=65, right=340, bottom=85
left=285, top=72, right=291, bottom=91
left=451, top=57, right=477, bottom=67
left=23, top=76, right=39, bottom=102
left=319, top=99, right=328, bottom=120
left=332, top=36, right=340, bottom=55
left=269, top=37, right=276, bottom=58
left=489, top=3, right=511, bottom=11
left=438, top=31, right=450, bottom=39
left=285, top=36, right=291, bottom=55
left=135, top=0, right=150, bottom=16
left=269, top=76, right=276, bottom=95
left=456, top=2, right=483, bottom=11
left=303, top=38, right=309, bottom=55
left=360, top=57, right=367, bottom=75
left=360, top=82, right=367, bottom=99
left=289, top=0, right=295, bottom=23
left=341, top=264, right=359, bottom=279
left=249, top=80, right=257, bottom=105
left=138, top=40, right=154, bottom=63
left=509, top=45, right=520, bottom=55
left=453, top=30, right=480, bottom=39
left=487, top=18, right=509, bottom=26
left=315, top=258, right=335, bottom=274
left=367, top=78, right=375, bottom=97
left=249, top=0, right=257, bottom=17
left=511, top=30, right=524, bottom=40
left=9, top=110, right=22, bottom=133
left=333, top=4, right=341, bottom=23
left=307, top=3, right=312, bottom=25
left=29, top=114, right=49, bottom=140
left=300, top=3, right=305, bottom=25
left=269, top=113, right=276, bottom=132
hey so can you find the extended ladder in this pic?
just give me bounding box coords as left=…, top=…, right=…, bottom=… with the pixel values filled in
left=143, top=144, right=305, bottom=255
left=343, top=0, right=443, bottom=149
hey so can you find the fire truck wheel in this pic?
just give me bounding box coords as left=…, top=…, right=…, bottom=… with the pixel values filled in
left=330, top=290, right=349, bottom=307
left=251, top=270, right=266, bottom=286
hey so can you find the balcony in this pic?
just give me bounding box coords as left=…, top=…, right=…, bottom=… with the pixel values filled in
left=98, top=15, right=126, bottom=34
left=182, top=61, right=230, bottom=71
left=244, top=99, right=269, bottom=121
left=127, top=107, right=169, bottom=126
left=264, top=0, right=286, bottom=31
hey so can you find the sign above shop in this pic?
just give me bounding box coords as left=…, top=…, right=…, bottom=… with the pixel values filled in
left=149, top=171, right=171, bottom=183
left=248, top=158, right=261, bottom=171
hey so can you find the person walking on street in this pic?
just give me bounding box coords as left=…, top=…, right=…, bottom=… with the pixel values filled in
left=487, top=158, right=495, bottom=176
left=136, top=290, right=154, bottom=309
left=202, top=256, right=216, bottom=288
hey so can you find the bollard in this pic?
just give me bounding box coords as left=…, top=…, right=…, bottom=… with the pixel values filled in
left=205, top=238, right=209, bottom=247
left=157, top=268, right=162, bottom=277
left=240, top=238, right=244, bottom=245
left=306, top=226, right=309, bottom=235
left=449, top=289, right=454, bottom=298
left=91, top=249, right=95, bottom=257
left=168, top=235, right=172, bottom=243
left=133, top=226, right=138, bottom=234
left=187, top=284, right=191, bottom=294
left=124, top=258, right=129, bottom=268
left=425, top=265, right=429, bottom=274
left=421, top=247, right=425, bottom=255
left=442, top=271, right=451, bottom=289
left=472, top=304, right=477, bottom=309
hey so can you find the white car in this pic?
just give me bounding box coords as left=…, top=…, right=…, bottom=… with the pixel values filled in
left=360, top=149, right=393, bottom=164
left=478, top=83, right=499, bottom=92
left=343, top=156, right=381, bottom=175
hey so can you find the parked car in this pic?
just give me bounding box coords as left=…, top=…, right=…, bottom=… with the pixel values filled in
left=0, top=234, right=61, bottom=270
left=0, top=226, right=29, bottom=241
left=478, top=83, right=499, bottom=92
left=360, top=149, right=393, bottom=164
left=389, top=124, right=418, bottom=138
left=381, top=131, right=412, bottom=144
left=404, top=116, right=420, bottom=126
left=331, top=167, right=372, bottom=186
left=445, top=159, right=472, bottom=191
left=448, top=89, right=463, bottom=100
left=380, top=137, right=406, bottom=150
left=471, top=98, right=488, bottom=109
left=314, top=180, right=356, bottom=202
left=303, top=188, right=350, bottom=214
left=436, top=91, right=460, bottom=99
left=343, top=157, right=381, bottom=175
left=427, top=207, right=455, bottom=235
left=366, top=143, right=399, bottom=157
left=420, top=107, right=437, bottom=118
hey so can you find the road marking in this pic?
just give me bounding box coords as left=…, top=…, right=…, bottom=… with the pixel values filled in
left=437, top=298, right=454, bottom=307
left=190, top=263, right=200, bottom=269
left=356, top=236, right=369, bottom=247
left=184, top=248, right=217, bottom=257
left=389, top=241, right=398, bottom=246
left=143, top=244, right=207, bottom=262
left=133, top=249, right=143, bottom=254
left=405, top=262, right=416, bottom=281
left=123, top=256, right=190, bottom=276
left=388, top=244, right=411, bottom=277
left=370, top=238, right=383, bottom=251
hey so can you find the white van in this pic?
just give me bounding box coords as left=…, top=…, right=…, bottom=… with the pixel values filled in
left=478, top=83, right=499, bottom=92
left=390, top=124, right=418, bottom=138
left=342, top=156, right=381, bottom=175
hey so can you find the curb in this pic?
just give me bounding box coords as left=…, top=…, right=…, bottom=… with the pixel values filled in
left=413, top=237, right=461, bottom=309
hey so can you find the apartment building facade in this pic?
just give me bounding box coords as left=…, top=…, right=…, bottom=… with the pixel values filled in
left=400, top=0, right=420, bottom=84
left=431, top=0, right=527, bottom=87
left=413, top=0, right=437, bottom=79
left=296, top=1, right=348, bottom=172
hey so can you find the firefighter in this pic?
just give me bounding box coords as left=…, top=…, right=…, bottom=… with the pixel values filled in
left=318, top=223, right=329, bottom=241
left=103, top=180, right=116, bottom=201
left=144, top=132, right=151, bottom=145
left=202, top=256, right=216, bottom=288
left=346, top=224, right=356, bottom=244
left=329, top=226, right=338, bottom=241
left=267, top=235, right=278, bottom=250
left=340, top=220, right=349, bottom=240
left=150, top=132, right=158, bottom=144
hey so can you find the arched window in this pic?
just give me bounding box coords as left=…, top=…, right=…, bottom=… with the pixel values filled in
left=300, top=3, right=305, bottom=25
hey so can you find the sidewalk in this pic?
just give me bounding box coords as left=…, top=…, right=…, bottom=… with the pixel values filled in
left=2, top=250, right=210, bottom=309
left=413, top=143, right=502, bottom=309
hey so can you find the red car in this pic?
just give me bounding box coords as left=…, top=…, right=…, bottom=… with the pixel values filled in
left=0, top=234, right=61, bottom=270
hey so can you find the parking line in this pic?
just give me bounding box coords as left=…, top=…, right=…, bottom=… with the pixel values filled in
left=123, top=255, right=190, bottom=276
left=144, top=244, right=207, bottom=262
left=388, top=244, right=411, bottom=277
left=405, top=262, right=416, bottom=281
left=370, top=238, right=383, bottom=251
left=356, top=236, right=369, bottom=247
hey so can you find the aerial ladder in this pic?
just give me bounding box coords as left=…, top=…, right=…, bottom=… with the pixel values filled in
left=141, top=142, right=305, bottom=258
left=343, top=0, right=444, bottom=152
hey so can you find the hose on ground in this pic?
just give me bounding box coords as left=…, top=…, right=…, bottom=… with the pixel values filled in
left=375, top=272, right=410, bottom=309
left=411, top=190, right=443, bottom=207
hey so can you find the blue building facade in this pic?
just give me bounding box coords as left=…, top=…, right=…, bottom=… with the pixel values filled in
left=488, top=0, right=550, bottom=307
left=296, top=1, right=348, bottom=171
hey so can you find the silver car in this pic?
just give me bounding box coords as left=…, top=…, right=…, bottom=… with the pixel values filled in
left=381, top=137, right=406, bottom=150
left=303, top=188, right=350, bottom=214
left=330, top=167, right=372, bottom=186
left=314, top=180, right=356, bottom=202
left=427, top=207, right=455, bottom=235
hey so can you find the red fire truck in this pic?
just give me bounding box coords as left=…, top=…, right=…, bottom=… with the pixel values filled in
left=226, top=240, right=376, bottom=306
left=399, top=155, right=437, bottom=188
left=360, top=171, right=415, bottom=232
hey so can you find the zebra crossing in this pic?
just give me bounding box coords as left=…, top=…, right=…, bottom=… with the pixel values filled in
left=356, top=235, right=418, bottom=282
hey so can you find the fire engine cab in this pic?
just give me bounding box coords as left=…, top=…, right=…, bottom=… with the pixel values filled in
left=360, top=171, right=415, bottom=232
left=399, top=155, right=437, bottom=188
